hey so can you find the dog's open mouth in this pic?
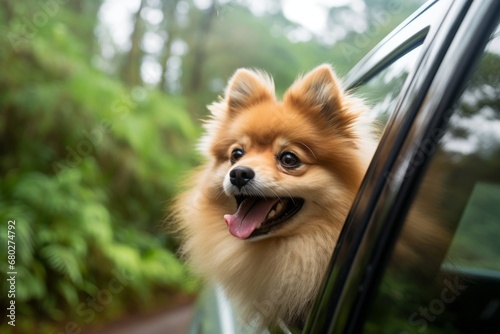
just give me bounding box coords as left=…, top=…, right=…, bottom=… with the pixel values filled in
left=224, top=196, right=304, bottom=239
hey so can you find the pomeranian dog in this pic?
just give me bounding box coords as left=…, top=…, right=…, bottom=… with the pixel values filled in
left=172, top=64, right=376, bottom=328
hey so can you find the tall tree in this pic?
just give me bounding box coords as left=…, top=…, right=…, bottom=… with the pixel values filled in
left=188, top=0, right=217, bottom=95
left=159, top=0, right=180, bottom=92
left=2, top=0, right=13, bottom=22
left=121, top=0, right=145, bottom=86
left=70, top=1, right=104, bottom=57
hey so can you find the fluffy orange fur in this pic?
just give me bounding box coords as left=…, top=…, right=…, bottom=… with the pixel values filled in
left=172, top=64, right=376, bottom=327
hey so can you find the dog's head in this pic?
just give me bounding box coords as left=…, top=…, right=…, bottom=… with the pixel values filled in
left=199, top=65, right=372, bottom=240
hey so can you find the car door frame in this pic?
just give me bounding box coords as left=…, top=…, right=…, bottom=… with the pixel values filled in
left=303, top=0, right=500, bottom=333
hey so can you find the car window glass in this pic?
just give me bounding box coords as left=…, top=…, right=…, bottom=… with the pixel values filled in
left=363, top=24, right=500, bottom=334
left=353, top=46, right=421, bottom=132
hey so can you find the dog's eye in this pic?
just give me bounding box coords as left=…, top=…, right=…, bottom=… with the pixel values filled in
left=230, top=148, right=245, bottom=164
left=278, top=152, right=301, bottom=168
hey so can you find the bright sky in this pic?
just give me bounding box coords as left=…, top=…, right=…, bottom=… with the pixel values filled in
left=98, top=0, right=140, bottom=48
left=98, top=0, right=366, bottom=49
left=282, top=0, right=364, bottom=34
left=97, top=0, right=368, bottom=84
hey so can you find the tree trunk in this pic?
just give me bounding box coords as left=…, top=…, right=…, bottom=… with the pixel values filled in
left=159, top=0, right=180, bottom=92
left=3, top=0, right=13, bottom=22
left=81, top=2, right=104, bottom=58
left=188, top=0, right=216, bottom=95
left=121, top=0, right=145, bottom=86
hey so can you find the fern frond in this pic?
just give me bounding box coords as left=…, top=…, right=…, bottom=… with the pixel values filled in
left=40, top=244, right=82, bottom=284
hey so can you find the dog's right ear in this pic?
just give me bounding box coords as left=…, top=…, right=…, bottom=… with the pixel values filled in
left=224, top=69, right=275, bottom=113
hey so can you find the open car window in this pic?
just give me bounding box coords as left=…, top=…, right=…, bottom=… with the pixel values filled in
left=353, top=46, right=422, bottom=131
left=363, top=23, right=500, bottom=334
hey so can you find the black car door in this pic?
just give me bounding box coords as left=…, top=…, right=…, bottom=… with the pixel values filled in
left=305, top=0, right=500, bottom=333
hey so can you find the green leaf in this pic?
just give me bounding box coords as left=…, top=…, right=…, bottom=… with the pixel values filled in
left=40, top=244, right=82, bottom=284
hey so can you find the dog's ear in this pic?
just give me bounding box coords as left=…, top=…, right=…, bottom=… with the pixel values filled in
left=225, top=69, right=275, bottom=113
left=284, top=64, right=357, bottom=129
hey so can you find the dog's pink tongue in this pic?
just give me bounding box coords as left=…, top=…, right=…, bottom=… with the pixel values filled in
left=224, top=198, right=278, bottom=239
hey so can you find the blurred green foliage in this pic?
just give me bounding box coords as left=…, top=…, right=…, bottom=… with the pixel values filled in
left=447, top=182, right=500, bottom=270
left=0, top=0, right=422, bottom=332
left=0, top=1, right=199, bottom=332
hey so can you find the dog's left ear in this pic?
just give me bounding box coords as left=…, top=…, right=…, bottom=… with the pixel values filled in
left=224, top=68, right=275, bottom=113
left=284, top=64, right=357, bottom=128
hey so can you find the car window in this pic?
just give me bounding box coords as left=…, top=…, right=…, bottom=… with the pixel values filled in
left=363, top=24, right=500, bottom=333
left=353, top=46, right=421, bottom=133
left=188, top=28, right=426, bottom=334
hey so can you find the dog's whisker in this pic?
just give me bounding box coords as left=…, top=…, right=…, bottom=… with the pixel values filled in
left=295, top=140, right=317, bottom=161
left=266, top=186, right=281, bottom=201
left=274, top=184, right=294, bottom=203
left=213, top=186, right=227, bottom=201
left=212, top=137, right=235, bottom=148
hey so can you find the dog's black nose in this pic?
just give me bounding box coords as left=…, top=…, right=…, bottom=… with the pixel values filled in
left=229, top=166, right=255, bottom=189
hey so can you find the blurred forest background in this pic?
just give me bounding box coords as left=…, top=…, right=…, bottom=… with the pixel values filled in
left=0, top=0, right=421, bottom=332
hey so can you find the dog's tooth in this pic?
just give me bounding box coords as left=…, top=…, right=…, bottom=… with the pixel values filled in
left=276, top=202, right=283, bottom=213
left=268, top=209, right=276, bottom=219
